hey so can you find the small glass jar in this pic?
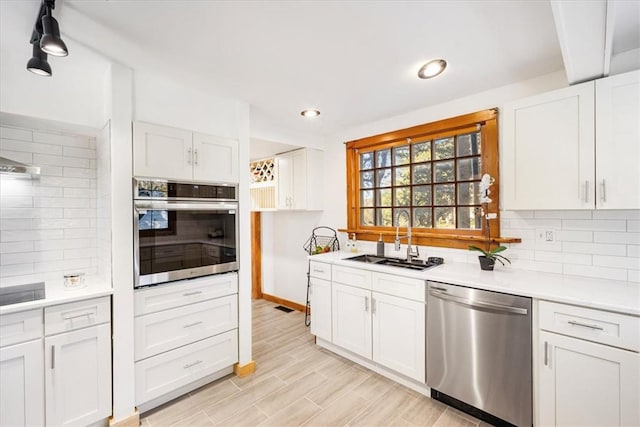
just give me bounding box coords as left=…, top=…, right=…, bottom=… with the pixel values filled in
left=64, top=273, right=86, bottom=290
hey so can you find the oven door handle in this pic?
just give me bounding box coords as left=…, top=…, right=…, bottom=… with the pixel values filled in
left=134, top=201, right=238, bottom=211
left=429, top=289, right=528, bottom=315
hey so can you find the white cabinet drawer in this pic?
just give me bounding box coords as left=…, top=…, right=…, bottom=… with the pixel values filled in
left=332, top=265, right=372, bottom=290
left=135, top=295, right=238, bottom=361
left=0, top=309, right=42, bottom=347
left=45, top=297, right=110, bottom=336
left=539, top=301, right=640, bottom=351
left=372, top=272, right=425, bottom=302
left=135, top=330, right=238, bottom=405
left=309, top=260, right=331, bottom=280
left=135, top=273, right=238, bottom=316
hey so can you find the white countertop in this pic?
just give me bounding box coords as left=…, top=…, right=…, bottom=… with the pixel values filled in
left=310, top=251, right=640, bottom=316
left=0, top=277, right=113, bottom=315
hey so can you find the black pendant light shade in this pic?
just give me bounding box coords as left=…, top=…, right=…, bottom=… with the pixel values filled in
left=26, top=42, right=52, bottom=76
left=40, top=9, right=68, bottom=57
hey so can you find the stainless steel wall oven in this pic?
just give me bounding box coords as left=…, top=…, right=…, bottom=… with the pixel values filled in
left=133, top=178, right=239, bottom=288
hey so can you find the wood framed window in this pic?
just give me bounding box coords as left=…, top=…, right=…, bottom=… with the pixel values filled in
left=344, top=109, right=520, bottom=249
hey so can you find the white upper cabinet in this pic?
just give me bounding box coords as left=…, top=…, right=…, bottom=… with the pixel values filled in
left=502, top=81, right=595, bottom=210
left=595, top=70, right=640, bottom=209
left=134, top=122, right=239, bottom=183
left=502, top=70, right=640, bottom=210
left=275, top=148, right=324, bottom=210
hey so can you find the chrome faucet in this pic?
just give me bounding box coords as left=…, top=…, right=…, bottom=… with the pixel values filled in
left=394, top=211, right=419, bottom=262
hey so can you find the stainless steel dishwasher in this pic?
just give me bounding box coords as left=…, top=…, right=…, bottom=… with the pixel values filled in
left=426, top=281, right=532, bottom=427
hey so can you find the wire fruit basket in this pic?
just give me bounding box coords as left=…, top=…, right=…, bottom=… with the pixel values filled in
left=303, top=227, right=340, bottom=326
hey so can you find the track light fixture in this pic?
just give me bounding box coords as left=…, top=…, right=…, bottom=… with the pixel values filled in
left=26, top=0, right=68, bottom=76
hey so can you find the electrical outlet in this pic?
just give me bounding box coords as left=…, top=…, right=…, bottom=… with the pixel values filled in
left=536, top=228, right=557, bottom=244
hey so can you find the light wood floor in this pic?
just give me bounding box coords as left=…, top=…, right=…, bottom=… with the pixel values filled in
left=141, top=299, right=485, bottom=427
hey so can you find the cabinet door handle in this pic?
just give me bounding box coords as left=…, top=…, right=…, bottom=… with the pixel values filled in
left=183, top=360, right=202, bottom=369
left=312, top=268, right=324, bottom=273
left=372, top=298, right=376, bottom=315
left=194, top=149, right=199, bottom=166
left=183, top=291, right=203, bottom=297
left=188, top=148, right=192, bottom=165
left=183, top=321, right=203, bottom=328
left=568, top=320, right=604, bottom=331
left=600, top=179, right=606, bottom=203
left=51, top=346, right=55, bottom=370
left=63, top=311, right=95, bottom=321
left=583, top=180, right=589, bottom=203
left=364, top=296, right=369, bottom=312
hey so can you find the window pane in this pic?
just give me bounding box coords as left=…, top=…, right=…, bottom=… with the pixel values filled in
left=394, top=146, right=410, bottom=165
left=377, top=208, right=392, bottom=226
left=456, top=132, right=481, bottom=157
left=361, top=208, right=374, bottom=226
left=360, top=171, right=374, bottom=189
left=394, top=208, right=410, bottom=227
left=457, top=157, right=481, bottom=181
left=457, top=182, right=480, bottom=205
left=360, top=189, right=374, bottom=207
left=413, top=185, right=432, bottom=206
left=412, top=164, right=431, bottom=184
left=376, top=188, right=392, bottom=207
left=413, top=207, right=432, bottom=228
left=412, top=141, right=431, bottom=162
left=434, top=184, right=455, bottom=206
left=394, top=166, right=410, bottom=186
left=360, top=152, right=374, bottom=170
left=376, top=168, right=392, bottom=187
left=376, top=149, right=391, bottom=168
left=434, top=160, right=455, bottom=183
left=457, top=206, right=482, bottom=230
left=434, top=207, right=456, bottom=228
left=394, top=187, right=410, bottom=206
left=434, top=137, right=454, bottom=160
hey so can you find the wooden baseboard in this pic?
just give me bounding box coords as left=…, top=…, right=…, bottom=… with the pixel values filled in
left=261, top=293, right=307, bottom=313
left=109, top=409, right=139, bottom=427
left=234, top=360, right=256, bottom=377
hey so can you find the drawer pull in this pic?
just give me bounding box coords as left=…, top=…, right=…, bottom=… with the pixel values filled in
left=568, top=320, right=604, bottom=331
left=51, top=346, right=55, bottom=370
left=183, top=291, right=203, bottom=297
left=312, top=268, right=325, bottom=273
left=544, top=341, right=548, bottom=366
left=63, top=311, right=95, bottom=321
left=183, top=321, right=203, bottom=328
left=183, top=360, right=202, bottom=369
left=365, top=296, right=369, bottom=312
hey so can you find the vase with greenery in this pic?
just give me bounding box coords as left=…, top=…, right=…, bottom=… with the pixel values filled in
left=469, top=174, right=510, bottom=271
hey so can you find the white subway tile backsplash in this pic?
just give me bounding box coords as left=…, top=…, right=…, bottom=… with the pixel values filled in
left=0, top=263, right=34, bottom=277
left=0, top=241, right=34, bottom=254
left=62, top=238, right=95, bottom=249
left=629, top=270, right=640, bottom=283
left=592, top=210, right=640, bottom=220
left=62, top=146, right=96, bottom=159
left=1, top=250, right=63, bottom=265
left=0, top=208, right=34, bottom=219
left=64, top=248, right=97, bottom=260
left=562, top=220, right=627, bottom=232
left=63, top=188, right=95, bottom=198
left=64, top=228, right=97, bottom=239
left=0, top=149, right=33, bottom=164
left=0, top=196, right=33, bottom=208
left=1, top=126, right=32, bottom=141
left=38, top=176, right=91, bottom=189
left=0, top=184, right=62, bottom=197
left=500, top=210, right=535, bottom=219
left=504, top=218, right=562, bottom=230
left=593, top=232, right=640, bottom=245
left=33, top=153, right=91, bottom=168
left=593, top=255, right=640, bottom=270
left=63, top=167, right=97, bottom=179
left=0, top=138, right=62, bottom=155
left=32, top=131, right=91, bottom=148
left=562, top=241, right=627, bottom=256
left=628, top=220, right=640, bottom=232
left=563, top=264, right=627, bottom=281
left=534, top=210, right=593, bottom=220
left=535, top=251, right=592, bottom=265
left=64, top=208, right=96, bottom=219
left=557, top=230, right=593, bottom=242
left=628, top=246, right=640, bottom=257
left=32, top=218, right=93, bottom=230
left=0, top=218, right=32, bottom=230
left=39, top=165, right=64, bottom=177
left=1, top=229, right=63, bottom=242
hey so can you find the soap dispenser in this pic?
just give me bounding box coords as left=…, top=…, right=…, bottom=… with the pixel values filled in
left=376, top=233, right=385, bottom=257
left=350, top=233, right=358, bottom=253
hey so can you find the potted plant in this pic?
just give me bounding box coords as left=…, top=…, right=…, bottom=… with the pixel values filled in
left=469, top=174, right=511, bottom=271
left=469, top=245, right=511, bottom=271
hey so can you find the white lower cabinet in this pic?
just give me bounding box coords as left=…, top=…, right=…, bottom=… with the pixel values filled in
left=372, top=292, right=425, bottom=381
left=309, top=277, right=332, bottom=342
left=44, top=324, right=112, bottom=427
left=135, top=330, right=238, bottom=404
left=332, top=283, right=372, bottom=359
left=330, top=268, right=426, bottom=383
left=538, top=330, right=640, bottom=426
left=0, top=340, right=44, bottom=427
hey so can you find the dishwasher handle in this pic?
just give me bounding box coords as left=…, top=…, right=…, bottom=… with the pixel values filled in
left=429, top=289, right=528, bottom=315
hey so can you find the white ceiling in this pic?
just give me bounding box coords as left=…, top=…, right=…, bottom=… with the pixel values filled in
left=3, top=1, right=638, bottom=143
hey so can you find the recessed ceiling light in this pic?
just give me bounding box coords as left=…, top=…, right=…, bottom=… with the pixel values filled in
left=301, top=109, right=320, bottom=118
left=417, top=59, right=447, bottom=79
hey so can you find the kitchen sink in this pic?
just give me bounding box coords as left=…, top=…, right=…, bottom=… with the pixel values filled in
left=344, top=254, right=443, bottom=271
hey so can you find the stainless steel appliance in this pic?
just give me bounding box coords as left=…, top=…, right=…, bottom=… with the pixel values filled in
left=133, top=178, right=238, bottom=288
left=427, top=281, right=532, bottom=427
